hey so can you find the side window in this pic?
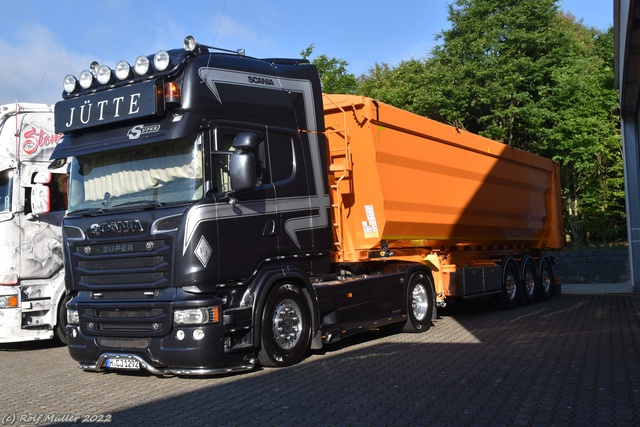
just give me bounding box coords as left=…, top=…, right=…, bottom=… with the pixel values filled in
left=0, top=169, right=13, bottom=212
left=211, top=130, right=267, bottom=193
left=266, top=131, right=295, bottom=183
left=49, top=174, right=69, bottom=212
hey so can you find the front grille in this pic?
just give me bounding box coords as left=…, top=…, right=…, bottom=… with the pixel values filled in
left=72, top=239, right=169, bottom=288
left=80, top=256, right=164, bottom=270
left=98, top=323, right=160, bottom=332
left=94, top=308, right=163, bottom=318
left=97, top=337, right=150, bottom=349
left=81, top=305, right=170, bottom=337
left=81, top=272, right=164, bottom=285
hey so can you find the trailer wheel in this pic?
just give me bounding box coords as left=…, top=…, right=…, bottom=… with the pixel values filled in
left=520, top=259, right=537, bottom=305
left=402, top=272, right=434, bottom=333
left=54, top=294, right=70, bottom=345
left=258, top=283, right=311, bottom=368
left=500, top=262, right=519, bottom=310
left=537, top=258, right=554, bottom=301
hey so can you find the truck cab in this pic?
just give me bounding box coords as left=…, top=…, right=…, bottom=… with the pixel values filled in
left=0, top=103, right=68, bottom=343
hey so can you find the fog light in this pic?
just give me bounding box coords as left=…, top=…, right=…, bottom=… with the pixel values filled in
left=193, top=329, right=205, bottom=341
left=176, top=330, right=185, bottom=340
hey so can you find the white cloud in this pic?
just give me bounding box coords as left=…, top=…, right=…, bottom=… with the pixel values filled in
left=0, top=24, right=90, bottom=105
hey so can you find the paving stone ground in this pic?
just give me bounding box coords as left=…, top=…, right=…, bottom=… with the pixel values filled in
left=1, top=290, right=639, bottom=426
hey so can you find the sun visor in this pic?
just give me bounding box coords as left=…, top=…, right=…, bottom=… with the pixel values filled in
left=50, top=113, right=205, bottom=160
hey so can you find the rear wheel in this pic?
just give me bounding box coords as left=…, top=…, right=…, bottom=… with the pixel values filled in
left=500, top=262, right=519, bottom=310
left=537, top=258, right=554, bottom=300
left=520, top=259, right=537, bottom=305
left=402, top=272, right=434, bottom=333
left=258, top=283, right=311, bottom=368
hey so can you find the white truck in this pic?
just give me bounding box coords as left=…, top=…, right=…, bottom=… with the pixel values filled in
left=0, top=103, right=68, bottom=343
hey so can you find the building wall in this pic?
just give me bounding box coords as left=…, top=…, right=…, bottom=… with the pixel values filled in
left=553, top=248, right=630, bottom=284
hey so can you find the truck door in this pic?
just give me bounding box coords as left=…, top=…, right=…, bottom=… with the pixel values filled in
left=210, top=127, right=278, bottom=283
left=266, top=129, right=314, bottom=255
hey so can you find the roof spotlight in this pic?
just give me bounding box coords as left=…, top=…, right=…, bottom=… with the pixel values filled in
left=115, top=60, right=131, bottom=80
left=96, top=65, right=112, bottom=85
left=134, top=55, right=150, bottom=76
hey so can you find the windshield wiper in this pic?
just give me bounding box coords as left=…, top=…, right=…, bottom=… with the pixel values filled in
left=113, top=200, right=164, bottom=209
left=67, top=207, right=105, bottom=216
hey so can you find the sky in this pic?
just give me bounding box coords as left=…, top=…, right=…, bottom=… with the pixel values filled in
left=0, top=0, right=613, bottom=106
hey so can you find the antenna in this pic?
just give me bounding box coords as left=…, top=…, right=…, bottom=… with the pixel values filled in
left=212, top=0, right=227, bottom=45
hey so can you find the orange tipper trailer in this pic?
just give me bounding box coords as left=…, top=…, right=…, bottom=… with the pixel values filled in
left=323, top=94, right=564, bottom=307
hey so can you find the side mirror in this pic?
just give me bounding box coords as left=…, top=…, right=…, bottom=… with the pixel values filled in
left=30, top=172, right=52, bottom=216
left=229, top=150, right=256, bottom=193
left=228, top=132, right=257, bottom=194
left=31, top=184, right=51, bottom=216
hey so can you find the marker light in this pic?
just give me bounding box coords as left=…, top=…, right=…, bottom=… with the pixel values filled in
left=78, top=70, right=93, bottom=89
left=63, top=75, right=78, bottom=93
left=154, top=50, right=170, bottom=71
left=134, top=55, right=150, bottom=76
left=115, top=60, right=131, bottom=80
left=96, top=65, right=112, bottom=85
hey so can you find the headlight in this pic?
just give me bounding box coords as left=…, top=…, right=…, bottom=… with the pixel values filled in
left=173, top=307, right=219, bottom=325
left=0, top=295, right=18, bottom=308
left=67, top=309, right=79, bottom=325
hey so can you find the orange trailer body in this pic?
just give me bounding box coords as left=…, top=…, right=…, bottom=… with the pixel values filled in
left=323, top=94, right=563, bottom=298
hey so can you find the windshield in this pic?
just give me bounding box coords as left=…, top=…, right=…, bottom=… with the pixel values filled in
left=68, top=133, right=203, bottom=213
left=0, top=169, right=12, bottom=212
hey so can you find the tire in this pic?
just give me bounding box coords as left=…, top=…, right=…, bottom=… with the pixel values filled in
left=54, top=294, right=70, bottom=345
left=258, top=283, right=311, bottom=368
left=402, top=272, right=434, bottom=333
left=537, top=258, right=554, bottom=301
left=520, top=258, right=537, bottom=305
left=500, top=261, right=519, bottom=310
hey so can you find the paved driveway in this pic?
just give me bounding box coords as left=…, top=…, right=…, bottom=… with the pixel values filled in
left=1, top=290, right=639, bottom=426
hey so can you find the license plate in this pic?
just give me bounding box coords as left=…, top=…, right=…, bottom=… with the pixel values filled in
left=106, top=357, right=140, bottom=370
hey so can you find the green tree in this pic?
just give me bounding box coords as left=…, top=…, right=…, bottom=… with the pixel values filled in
left=301, top=45, right=357, bottom=94
left=358, top=0, right=623, bottom=245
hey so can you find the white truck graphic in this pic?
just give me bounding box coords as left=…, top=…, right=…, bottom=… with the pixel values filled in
left=0, top=103, right=68, bottom=343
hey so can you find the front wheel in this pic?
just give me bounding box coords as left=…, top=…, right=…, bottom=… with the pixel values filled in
left=258, top=283, right=311, bottom=368
left=54, top=293, right=71, bottom=345
left=402, top=272, right=434, bottom=333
